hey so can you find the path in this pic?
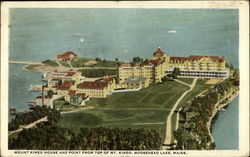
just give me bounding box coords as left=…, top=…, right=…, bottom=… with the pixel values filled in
left=174, top=79, right=192, bottom=87
left=56, top=60, right=116, bottom=70
left=85, top=75, right=116, bottom=82
left=132, top=122, right=164, bottom=125
left=92, top=108, right=172, bottom=111
left=8, top=116, right=48, bottom=136
left=174, top=107, right=182, bottom=143
left=60, top=107, right=171, bottom=115
left=56, top=60, right=63, bottom=67
left=162, top=78, right=197, bottom=150
left=49, top=95, right=64, bottom=108
left=9, top=60, right=43, bottom=65
left=68, top=61, right=73, bottom=68
left=60, top=106, right=94, bottom=115
left=72, top=66, right=117, bottom=70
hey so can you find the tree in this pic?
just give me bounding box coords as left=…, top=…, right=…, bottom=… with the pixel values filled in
left=172, top=67, right=181, bottom=79
left=95, top=57, right=102, bottom=62
left=162, top=76, right=173, bottom=82
left=132, top=57, right=143, bottom=63
left=47, top=90, right=54, bottom=99
left=225, top=61, right=229, bottom=68
left=230, top=63, right=234, bottom=70
left=115, top=58, right=119, bottom=62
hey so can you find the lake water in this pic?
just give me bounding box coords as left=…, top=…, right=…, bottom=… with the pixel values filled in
left=8, top=9, right=239, bottom=149
left=211, top=96, right=239, bottom=150
left=9, top=64, right=43, bottom=111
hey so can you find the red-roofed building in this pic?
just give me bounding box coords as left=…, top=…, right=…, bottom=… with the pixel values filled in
left=57, top=80, right=76, bottom=95
left=57, top=51, right=78, bottom=61
left=77, top=75, right=115, bottom=98
left=153, top=47, right=166, bottom=59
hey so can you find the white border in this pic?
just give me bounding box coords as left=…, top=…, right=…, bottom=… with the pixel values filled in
left=1, top=1, right=249, bottom=157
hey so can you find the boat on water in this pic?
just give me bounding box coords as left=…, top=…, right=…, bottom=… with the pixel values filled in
left=29, top=84, right=43, bottom=92
left=27, top=101, right=36, bottom=107
left=42, top=72, right=48, bottom=78
left=168, top=30, right=177, bottom=34
left=220, top=108, right=227, bottom=111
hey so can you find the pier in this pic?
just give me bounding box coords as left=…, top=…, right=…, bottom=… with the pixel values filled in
left=9, top=60, right=43, bottom=65
left=29, top=85, right=44, bottom=92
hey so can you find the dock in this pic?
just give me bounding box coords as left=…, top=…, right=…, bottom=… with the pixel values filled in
left=29, top=85, right=45, bottom=92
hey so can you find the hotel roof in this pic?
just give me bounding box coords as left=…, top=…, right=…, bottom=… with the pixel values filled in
left=153, top=48, right=165, bottom=57
left=170, top=55, right=225, bottom=63
left=51, top=78, right=61, bottom=81
left=57, top=80, right=75, bottom=90
left=78, top=81, right=108, bottom=89
left=66, top=72, right=76, bottom=76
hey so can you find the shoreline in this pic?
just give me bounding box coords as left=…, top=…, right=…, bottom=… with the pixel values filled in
left=207, top=90, right=239, bottom=144
left=22, top=64, right=41, bottom=73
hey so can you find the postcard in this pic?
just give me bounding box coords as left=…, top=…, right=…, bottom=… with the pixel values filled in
left=1, top=1, right=249, bottom=157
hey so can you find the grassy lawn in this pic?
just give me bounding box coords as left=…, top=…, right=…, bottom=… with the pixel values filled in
left=57, top=109, right=169, bottom=142
left=59, top=61, right=71, bottom=67
left=92, top=60, right=117, bottom=67
left=87, top=81, right=189, bottom=109
left=25, top=64, right=41, bottom=70
left=56, top=79, right=214, bottom=144
left=80, top=69, right=117, bottom=78
left=71, top=58, right=92, bottom=67
left=177, top=78, right=194, bottom=85
left=177, top=78, right=213, bottom=109
left=54, top=98, right=92, bottom=112
left=42, top=59, right=59, bottom=67
left=57, top=80, right=190, bottom=143
left=54, top=98, right=69, bottom=107
left=70, top=57, right=117, bottom=68
left=171, top=112, right=177, bottom=143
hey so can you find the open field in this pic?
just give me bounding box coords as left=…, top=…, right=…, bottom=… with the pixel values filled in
left=177, top=78, right=194, bottom=85
left=56, top=79, right=214, bottom=144
left=59, top=61, right=71, bottom=68
left=57, top=80, right=190, bottom=142
left=71, top=58, right=92, bottom=67
left=87, top=81, right=189, bottom=109
left=205, top=78, right=222, bottom=84
left=177, top=78, right=212, bottom=109
left=93, top=60, right=117, bottom=67
left=80, top=69, right=117, bottom=78
left=69, top=57, right=117, bottom=68
left=57, top=109, right=169, bottom=142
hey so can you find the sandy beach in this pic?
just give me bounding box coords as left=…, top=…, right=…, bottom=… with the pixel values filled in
left=22, top=64, right=70, bottom=73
